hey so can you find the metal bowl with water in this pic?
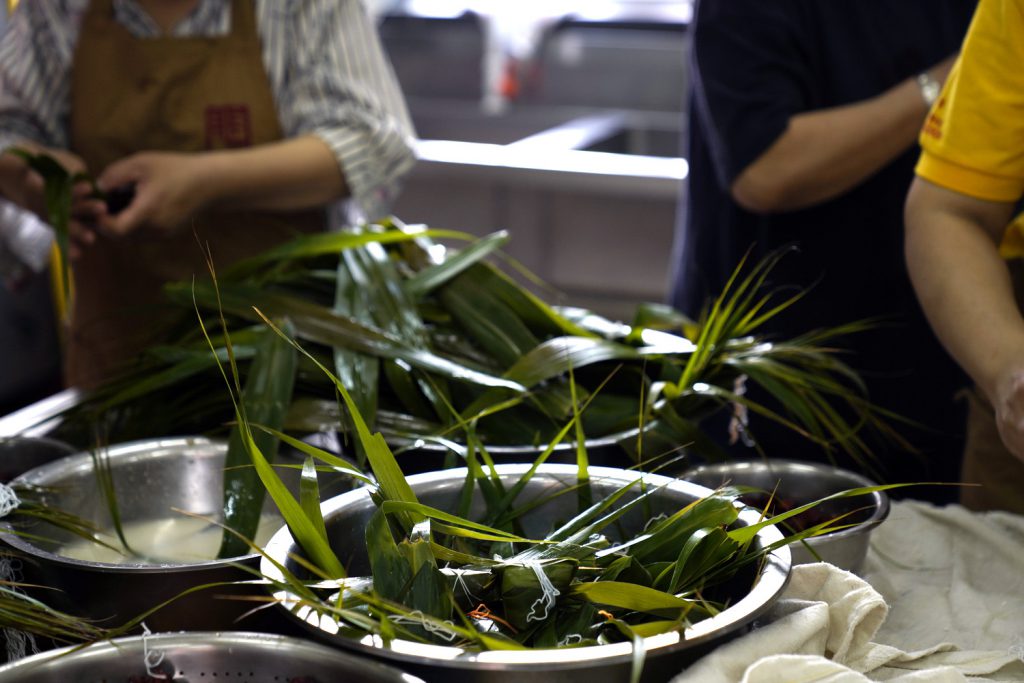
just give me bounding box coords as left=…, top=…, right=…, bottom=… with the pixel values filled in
left=0, top=436, right=350, bottom=633
left=682, top=459, right=890, bottom=572
left=0, top=631, right=426, bottom=682
left=262, top=464, right=792, bottom=683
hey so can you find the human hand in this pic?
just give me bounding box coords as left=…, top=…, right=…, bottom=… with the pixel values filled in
left=991, top=370, right=1024, bottom=463
left=96, top=151, right=209, bottom=237
left=0, top=144, right=101, bottom=258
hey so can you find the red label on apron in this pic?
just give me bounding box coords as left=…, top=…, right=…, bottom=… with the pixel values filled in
left=204, top=104, right=253, bottom=149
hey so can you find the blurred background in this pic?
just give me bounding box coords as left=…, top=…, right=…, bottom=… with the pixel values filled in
left=0, top=0, right=692, bottom=412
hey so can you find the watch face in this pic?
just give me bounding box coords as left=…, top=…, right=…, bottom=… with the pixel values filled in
left=919, top=74, right=941, bottom=106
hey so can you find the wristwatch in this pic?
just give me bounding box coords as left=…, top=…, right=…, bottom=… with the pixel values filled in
left=916, top=72, right=942, bottom=107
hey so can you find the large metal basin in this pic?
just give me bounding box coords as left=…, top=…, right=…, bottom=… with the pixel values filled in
left=262, top=464, right=791, bottom=683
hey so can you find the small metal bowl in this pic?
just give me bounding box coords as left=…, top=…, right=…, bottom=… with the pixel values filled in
left=682, top=459, right=890, bottom=572
left=0, top=436, right=344, bottom=633
left=262, top=464, right=792, bottom=683
left=0, top=631, right=426, bottom=682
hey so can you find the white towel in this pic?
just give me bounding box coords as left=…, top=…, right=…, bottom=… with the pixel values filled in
left=671, top=500, right=1024, bottom=683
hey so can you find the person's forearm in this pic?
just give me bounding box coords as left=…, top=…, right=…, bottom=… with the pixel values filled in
left=904, top=178, right=1020, bottom=400
left=196, top=135, right=348, bottom=212
left=732, top=66, right=948, bottom=213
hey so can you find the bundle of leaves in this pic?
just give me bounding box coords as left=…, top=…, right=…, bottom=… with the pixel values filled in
left=50, top=219, right=897, bottom=466
left=33, top=217, right=904, bottom=559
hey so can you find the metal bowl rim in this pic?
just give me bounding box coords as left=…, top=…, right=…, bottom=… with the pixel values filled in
left=261, top=463, right=792, bottom=671
left=0, top=630, right=426, bottom=681
left=390, top=425, right=645, bottom=456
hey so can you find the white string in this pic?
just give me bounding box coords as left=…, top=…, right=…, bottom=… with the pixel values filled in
left=141, top=623, right=167, bottom=679
left=728, top=374, right=755, bottom=447
left=0, top=556, right=37, bottom=662
left=448, top=567, right=481, bottom=603
left=0, top=484, right=21, bottom=518
left=642, top=513, right=668, bottom=532
left=558, top=633, right=583, bottom=647
left=523, top=560, right=560, bottom=623
left=387, top=610, right=458, bottom=642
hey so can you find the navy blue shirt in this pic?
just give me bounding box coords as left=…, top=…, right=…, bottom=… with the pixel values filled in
left=669, top=0, right=976, bottom=492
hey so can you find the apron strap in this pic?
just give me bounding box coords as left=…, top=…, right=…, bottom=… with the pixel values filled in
left=229, top=0, right=258, bottom=40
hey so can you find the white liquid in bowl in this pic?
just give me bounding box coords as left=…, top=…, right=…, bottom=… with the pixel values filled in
left=58, top=514, right=282, bottom=564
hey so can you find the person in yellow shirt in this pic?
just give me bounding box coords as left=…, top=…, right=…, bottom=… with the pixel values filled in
left=906, top=0, right=1024, bottom=513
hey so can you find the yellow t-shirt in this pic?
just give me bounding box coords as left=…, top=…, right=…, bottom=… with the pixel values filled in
left=915, top=0, right=1024, bottom=257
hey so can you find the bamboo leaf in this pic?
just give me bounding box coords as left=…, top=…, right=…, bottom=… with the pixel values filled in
left=405, top=230, right=510, bottom=297
left=299, top=456, right=329, bottom=543
left=571, top=581, right=693, bottom=615
left=227, top=226, right=474, bottom=273
left=367, top=509, right=413, bottom=603
left=8, top=148, right=78, bottom=303
left=379, top=501, right=536, bottom=544
left=173, top=281, right=526, bottom=392
left=218, top=322, right=297, bottom=559
left=254, top=312, right=423, bottom=533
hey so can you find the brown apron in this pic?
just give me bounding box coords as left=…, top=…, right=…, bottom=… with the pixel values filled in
left=68, top=0, right=323, bottom=389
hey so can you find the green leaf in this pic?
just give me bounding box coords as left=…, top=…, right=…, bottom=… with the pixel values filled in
left=404, top=230, right=510, bottom=297
left=571, top=581, right=693, bottom=616
left=366, top=509, right=413, bottom=603
left=174, top=280, right=526, bottom=392
left=218, top=322, right=297, bottom=558
left=9, top=148, right=76, bottom=303
left=299, top=456, right=329, bottom=543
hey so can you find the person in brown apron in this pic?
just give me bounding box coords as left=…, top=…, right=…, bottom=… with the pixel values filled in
left=63, top=0, right=338, bottom=389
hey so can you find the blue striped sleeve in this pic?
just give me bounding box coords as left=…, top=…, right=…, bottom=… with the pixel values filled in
left=261, top=0, right=417, bottom=221
left=0, top=0, right=78, bottom=152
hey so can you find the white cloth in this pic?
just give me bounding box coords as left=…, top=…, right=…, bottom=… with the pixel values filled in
left=0, top=201, right=52, bottom=276
left=671, top=501, right=1024, bottom=683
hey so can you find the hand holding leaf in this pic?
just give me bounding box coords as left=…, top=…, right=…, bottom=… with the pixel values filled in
left=6, top=146, right=104, bottom=302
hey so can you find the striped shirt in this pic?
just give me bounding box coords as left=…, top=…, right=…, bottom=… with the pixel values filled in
left=0, top=0, right=417, bottom=223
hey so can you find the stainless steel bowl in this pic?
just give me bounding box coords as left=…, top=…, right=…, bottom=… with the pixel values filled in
left=0, top=436, right=349, bottom=633
left=262, top=464, right=792, bottom=683
left=0, top=631, right=425, bottom=682
left=682, top=459, right=890, bottom=572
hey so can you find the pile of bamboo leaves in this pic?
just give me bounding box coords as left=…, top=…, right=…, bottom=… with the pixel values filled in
left=36, top=217, right=902, bottom=560
left=52, top=217, right=896, bottom=468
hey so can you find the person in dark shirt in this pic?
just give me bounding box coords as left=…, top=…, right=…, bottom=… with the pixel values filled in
left=668, top=0, right=976, bottom=498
